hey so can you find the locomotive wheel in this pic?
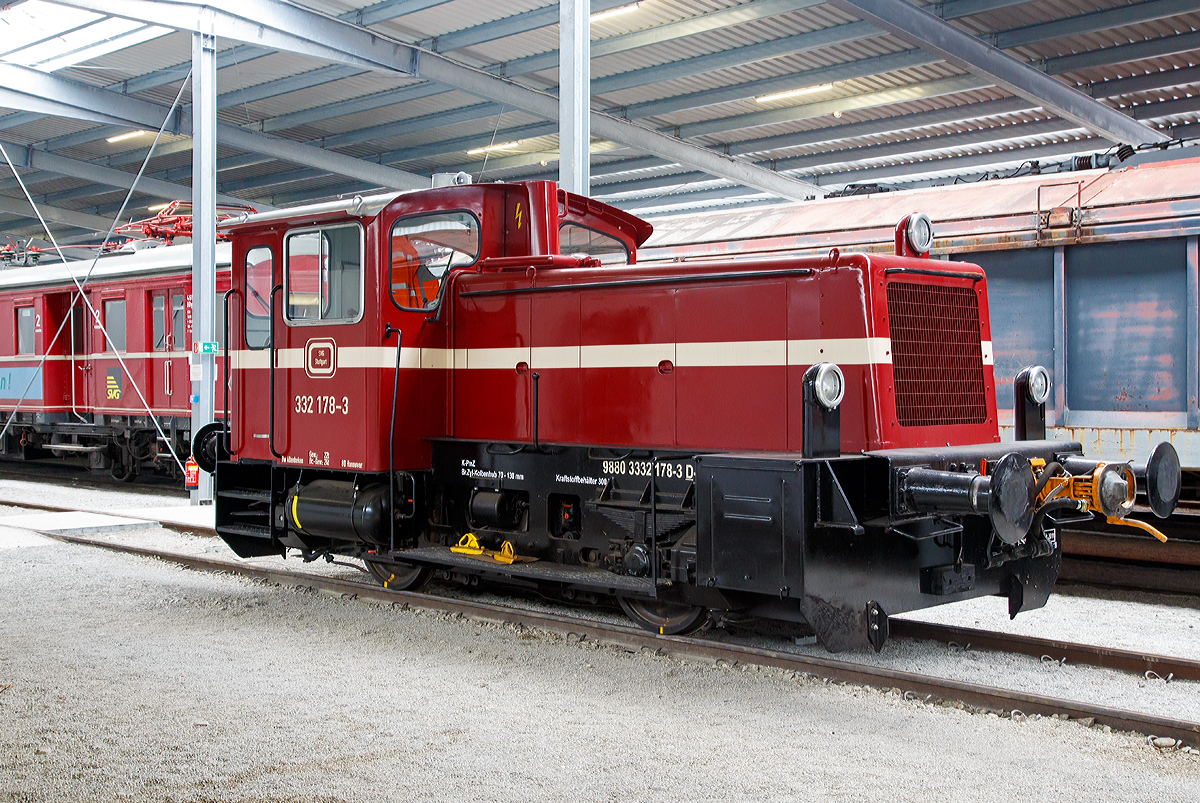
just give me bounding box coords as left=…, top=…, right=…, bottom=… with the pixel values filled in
left=618, top=597, right=709, bottom=635
left=364, top=558, right=432, bottom=592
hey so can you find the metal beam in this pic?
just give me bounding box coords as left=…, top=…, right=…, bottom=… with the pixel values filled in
left=559, top=0, right=589, bottom=194
left=506, top=0, right=823, bottom=76
left=0, top=139, right=256, bottom=207
left=1042, top=29, right=1200, bottom=76
left=992, top=0, right=1199, bottom=51
left=0, top=64, right=429, bottom=192
left=0, top=87, right=148, bottom=130
left=421, top=0, right=629, bottom=53
left=192, top=30, right=217, bottom=503
left=823, top=0, right=1169, bottom=144
left=0, top=196, right=115, bottom=234
left=57, top=0, right=824, bottom=200
left=618, top=50, right=940, bottom=119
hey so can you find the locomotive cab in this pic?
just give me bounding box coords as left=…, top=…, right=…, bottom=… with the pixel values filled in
left=205, top=182, right=1180, bottom=652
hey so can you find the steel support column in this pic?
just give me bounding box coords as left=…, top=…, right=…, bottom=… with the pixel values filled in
left=192, top=31, right=217, bottom=504
left=559, top=0, right=589, bottom=195
left=1053, top=246, right=1066, bottom=428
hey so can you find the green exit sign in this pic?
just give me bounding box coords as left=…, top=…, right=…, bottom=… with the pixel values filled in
left=192, top=341, right=220, bottom=354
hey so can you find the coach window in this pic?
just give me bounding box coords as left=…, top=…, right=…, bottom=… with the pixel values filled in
left=103, top=298, right=126, bottom=352
left=559, top=222, right=630, bottom=264
left=171, top=292, right=186, bottom=350
left=389, top=211, right=479, bottom=311
left=245, top=247, right=273, bottom=348
left=152, top=295, right=166, bottom=350
left=16, top=306, right=34, bottom=355
left=285, top=223, right=363, bottom=324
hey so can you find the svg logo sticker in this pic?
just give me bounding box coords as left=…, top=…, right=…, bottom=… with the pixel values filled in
left=106, top=368, right=123, bottom=400
left=305, top=338, right=336, bottom=379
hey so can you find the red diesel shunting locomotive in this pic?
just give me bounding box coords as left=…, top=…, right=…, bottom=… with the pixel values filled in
left=198, top=180, right=1181, bottom=651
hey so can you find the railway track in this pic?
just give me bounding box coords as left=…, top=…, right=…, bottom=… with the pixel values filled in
left=4, top=494, right=1199, bottom=681
left=19, top=522, right=1200, bottom=749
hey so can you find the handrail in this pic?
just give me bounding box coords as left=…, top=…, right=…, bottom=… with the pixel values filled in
left=222, top=288, right=237, bottom=456
left=650, top=455, right=659, bottom=590
left=268, top=284, right=283, bottom=459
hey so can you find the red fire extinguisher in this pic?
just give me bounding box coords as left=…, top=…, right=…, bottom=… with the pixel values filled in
left=184, top=456, right=200, bottom=488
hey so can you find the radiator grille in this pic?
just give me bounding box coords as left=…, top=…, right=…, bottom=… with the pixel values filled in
left=886, top=282, right=988, bottom=427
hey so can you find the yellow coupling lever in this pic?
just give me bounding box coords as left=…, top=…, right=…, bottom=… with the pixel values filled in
left=1032, top=459, right=1168, bottom=542
left=1106, top=516, right=1168, bottom=543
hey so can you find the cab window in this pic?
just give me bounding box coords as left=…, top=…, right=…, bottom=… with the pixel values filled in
left=389, top=212, right=479, bottom=310
left=285, top=223, right=363, bottom=324
left=559, top=222, right=629, bottom=264
left=244, top=246, right=273, bottom=349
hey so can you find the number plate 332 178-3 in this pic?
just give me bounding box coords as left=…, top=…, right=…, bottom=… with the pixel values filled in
left=294, top=395, right=349, bottom=415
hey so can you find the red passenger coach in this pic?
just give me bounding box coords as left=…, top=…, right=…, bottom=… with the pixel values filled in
left=204, top=182, right=1181, bottom=651
left=0, top=244, right=231, bottom=479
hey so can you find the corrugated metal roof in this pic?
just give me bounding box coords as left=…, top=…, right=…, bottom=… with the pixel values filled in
left=2, top=0, right=1200, bottom=239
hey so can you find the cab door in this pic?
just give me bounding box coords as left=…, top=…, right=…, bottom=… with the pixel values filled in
left=277, top=222, right=367, bottom=468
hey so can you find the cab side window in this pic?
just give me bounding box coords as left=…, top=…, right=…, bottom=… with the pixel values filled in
left=389, top=212, right=480, bottom=310
left=245, top=246, right=273, bottom=349
left=285, top=224, right=362, bottom=324
left=559, top=222, right=630, bottom=264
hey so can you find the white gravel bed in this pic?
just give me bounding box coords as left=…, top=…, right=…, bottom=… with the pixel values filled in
left=21, top=521, right=1200, bottom=726
left=898, top=586, right=1200, bottom=660
left=1, top=535, right=1197, bottom=803
left=0, top=477, right=187, bottom=514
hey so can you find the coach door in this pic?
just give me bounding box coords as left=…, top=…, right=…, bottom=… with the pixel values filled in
left=151, top=287, right=189, bottom=410
left=68, top=299, right=92, bottom=415
left=278, top=222, right=367, bottom=467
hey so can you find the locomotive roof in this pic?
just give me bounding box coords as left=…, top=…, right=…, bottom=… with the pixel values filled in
left=0, top=242, right=232, bottom=291
left=218, top=182, right=655, bottom=247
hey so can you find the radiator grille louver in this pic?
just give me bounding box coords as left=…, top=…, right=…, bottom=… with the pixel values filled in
left=886, top=282, right=988, bottom=427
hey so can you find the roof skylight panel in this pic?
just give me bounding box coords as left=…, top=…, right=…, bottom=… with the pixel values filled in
left=0, top=1, right=169, bottom=71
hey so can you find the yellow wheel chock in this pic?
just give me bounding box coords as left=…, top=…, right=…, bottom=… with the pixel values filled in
left=450, top=533, right=537, bottom=563
left=451, top=532, right=486, bottom=555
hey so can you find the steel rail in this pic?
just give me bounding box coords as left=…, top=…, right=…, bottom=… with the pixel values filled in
left=889, top=620, right=1200, bottom=682
left=26, top=528, right=1200, bottom=749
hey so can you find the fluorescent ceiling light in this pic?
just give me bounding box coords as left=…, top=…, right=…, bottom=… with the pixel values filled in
left=0, top=1, right=169, bottom=72
left=466, top=141, right=522, bottom=155
left=591, top=3, right=641, bottom=23
left=756, top=83, right=835, bottom=103
left=106, top=129, right=148, bottom=143
left=147, top=203, right=171, bottom=212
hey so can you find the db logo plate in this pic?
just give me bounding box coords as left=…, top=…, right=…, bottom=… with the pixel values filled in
left=305, top=339, right=336, bottom=379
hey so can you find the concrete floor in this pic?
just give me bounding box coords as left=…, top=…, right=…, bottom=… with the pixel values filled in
left=1, top=529, right=1197, bottom=803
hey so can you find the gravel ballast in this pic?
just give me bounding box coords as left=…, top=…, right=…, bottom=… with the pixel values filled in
left=2, top=529, right=1198, bottom=802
